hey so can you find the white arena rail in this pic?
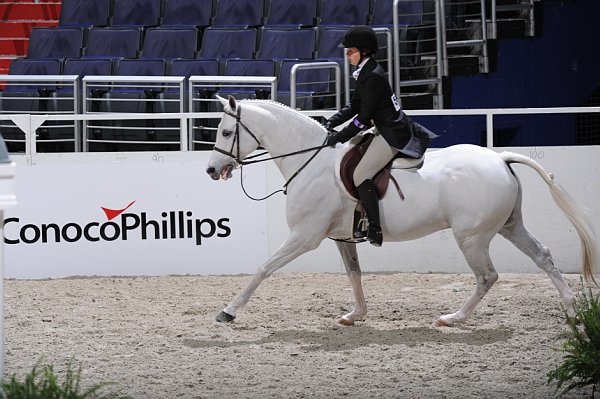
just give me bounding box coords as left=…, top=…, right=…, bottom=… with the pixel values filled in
left=0, top=106, right=598, bottom=155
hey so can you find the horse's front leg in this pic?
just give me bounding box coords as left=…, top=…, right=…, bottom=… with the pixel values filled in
left=216, top=232, right=321, bottom=322
left=335, top=241, right=367, bottom=326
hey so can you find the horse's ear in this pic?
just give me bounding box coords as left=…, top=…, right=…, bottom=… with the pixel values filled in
left=228, top=95, right=237, bottom=111
left=216, top=95, right=228, bottom=108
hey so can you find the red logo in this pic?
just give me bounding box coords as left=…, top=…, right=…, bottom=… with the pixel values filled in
left=101, top=200, right=136, bottom=221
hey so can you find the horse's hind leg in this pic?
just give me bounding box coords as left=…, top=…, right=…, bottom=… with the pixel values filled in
left=499, top=204, right=576, bottom=316
left=335, top=241, right=367, bottom=325
left=435, top=234, right=498, bottom=327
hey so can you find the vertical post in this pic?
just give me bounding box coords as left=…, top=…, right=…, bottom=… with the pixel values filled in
left=179, top=81, right=188, bottom=151
left=334, top=65, right=341, bottom=110
left=82, top=80, right=89, bottom=152
left=480, top=0, right=489, bottom=73
left=486, top=112, right=494, bottom=147
left=270, top=79, right=277, bottom=102
left=180, top=117, right=188, bottom=151
left=188, top=79, right=194, bottom=151
left=393, top=0, right=401, bottom=99
left=438, top=0, right=448, bottom=77
left=73, top=78, right=81, bottom=152
left=490, top=0, right=497, bottom=39
left=0, top=216, right=4, bottom=379
left=290, top=66, right=297, bottom=110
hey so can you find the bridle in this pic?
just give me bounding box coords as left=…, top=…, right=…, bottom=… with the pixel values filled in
left=212, top=104, right=328, bottom=200
left=212, top=105, right=260, bottom=164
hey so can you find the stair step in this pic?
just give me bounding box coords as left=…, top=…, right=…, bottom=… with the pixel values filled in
left=0, top=3, right=61, bottom=21
left=496, top=3, right=534, bottom=12
left=0, top=21, right=57, bottom=38
left=0, top=57, right=15, bottom=74
left=0, top=38, right=28, bottom=57
left=448, top=55, right=487, bottom=75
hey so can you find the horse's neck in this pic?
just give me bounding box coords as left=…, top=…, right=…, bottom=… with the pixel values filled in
left=246, top=103, right=326, bottom=180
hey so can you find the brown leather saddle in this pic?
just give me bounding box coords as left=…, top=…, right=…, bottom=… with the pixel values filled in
left=339, top=135, right=403, bottom=201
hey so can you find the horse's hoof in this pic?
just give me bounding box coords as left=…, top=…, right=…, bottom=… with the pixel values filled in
left=338, top=317, right=355, bottom=326
left=433, top=318, right=452, bottom=327
left=216, top=311, right=236, bottom=323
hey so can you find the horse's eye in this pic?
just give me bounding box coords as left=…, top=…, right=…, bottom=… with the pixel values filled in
left=222, top=130, right=232, bottom=138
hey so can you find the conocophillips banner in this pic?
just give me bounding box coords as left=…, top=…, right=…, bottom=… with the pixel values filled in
left=4, top=153, right=269, bottom=279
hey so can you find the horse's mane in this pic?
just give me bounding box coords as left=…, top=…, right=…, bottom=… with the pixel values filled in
left=238, top=99, right=328, bottom=133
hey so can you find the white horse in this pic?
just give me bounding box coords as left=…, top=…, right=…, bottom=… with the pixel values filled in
left=206, top=96, right=599, bottom=327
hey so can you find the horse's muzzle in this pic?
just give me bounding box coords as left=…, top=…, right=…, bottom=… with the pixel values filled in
left=206, top=166, right=220, bottom=180
left=206, top=164, right=234, bottom=181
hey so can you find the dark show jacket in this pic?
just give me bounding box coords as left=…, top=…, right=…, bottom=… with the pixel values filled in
left=327, top=58, right=438, bottom=159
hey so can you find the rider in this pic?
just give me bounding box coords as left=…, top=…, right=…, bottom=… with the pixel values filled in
left=324, top=25, right=438, bottom=247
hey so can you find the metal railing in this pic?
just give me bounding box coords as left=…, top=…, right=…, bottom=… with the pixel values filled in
left=393, top=0, right=444, bottom=109
left=2, top=67, right=340, bottom=151
left=82, top=75, right=186, bottom=151
left=189, top=76, right=278, bottom=149
left=440, top=0, right=489, bottom=75
left=0, top=75, right=79, bottom=150
left=2, top=106, right=598, bottom=155
left=290, top=62, right=341, bottom=111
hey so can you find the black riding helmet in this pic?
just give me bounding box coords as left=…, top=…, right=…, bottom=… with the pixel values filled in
left=339, top=25, right=378, bottom=54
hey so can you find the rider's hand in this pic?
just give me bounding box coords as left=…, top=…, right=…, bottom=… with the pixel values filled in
left=326, top=132, right=340, bottom=147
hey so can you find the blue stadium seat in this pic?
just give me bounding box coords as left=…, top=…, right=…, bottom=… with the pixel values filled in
left=111, top=0, right=161, bottom=27
left=63, top=58, right=112, bottom=80
left=166, top=59, right=220, bottom=145
left=166, top=58, right=218, bottom=97
left=199, top=28, right=257, bottom=60
left=58, top=0, right=111, bottom=27
left=265, top=0, right=317, bottom=27
left=1, top=58, right=70, bottom=151
left=62, top=58, right=111, bottom=128
left=112, top=59, right=166, bottom=89
left=212, top=0, right=264, bottom=27
left=162, top=0, right=213, bottom=27
left=371, top=0, right=423, bottom=26
left=96, top=59, right=167, bottom=150
left=27, top=27, right=84, bottom=59
left=61, top=59, right=112, bottom=147
left=140, top=28, right=198, bottom=59
left=316, top=27, right=345, bottom=60
left=8, top=58, right=62, bottom=82
left=259, top=27, right=316, bottom=59
left=222, top=59, right=276, bottom=98
left=169, top=58, right=219, bottom=78
left=319, top=0, right=370, bottom=26
left=83, top=27, right=142, bottom=59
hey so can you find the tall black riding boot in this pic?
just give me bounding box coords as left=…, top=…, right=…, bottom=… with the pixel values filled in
left=356, top=179, right=383, bottom=247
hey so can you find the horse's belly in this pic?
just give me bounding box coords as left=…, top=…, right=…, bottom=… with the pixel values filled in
left=381, top=146, right=519, bottom=241
left=380, top=193, right=449, bottom=241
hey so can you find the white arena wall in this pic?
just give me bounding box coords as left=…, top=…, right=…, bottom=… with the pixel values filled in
left=5, top=145, right=600, bottom=279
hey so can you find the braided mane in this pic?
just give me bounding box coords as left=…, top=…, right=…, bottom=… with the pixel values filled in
left=238, top=99, right=328, bottom=133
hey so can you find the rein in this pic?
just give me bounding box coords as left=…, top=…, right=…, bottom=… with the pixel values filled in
left=213, top=105, right=328, bottom=201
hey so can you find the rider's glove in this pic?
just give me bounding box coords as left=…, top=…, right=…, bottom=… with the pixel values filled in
left=326, top=131, right=340, bottom=147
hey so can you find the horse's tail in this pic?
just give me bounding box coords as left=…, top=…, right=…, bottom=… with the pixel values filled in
left=500, top=152, right=599, bottom=286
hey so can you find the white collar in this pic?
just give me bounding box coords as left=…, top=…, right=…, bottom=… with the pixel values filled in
left=352, top=57, right=371, bottom=80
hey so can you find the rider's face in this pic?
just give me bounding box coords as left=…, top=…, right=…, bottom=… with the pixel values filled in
left=346, top=47, right=361, bottom=66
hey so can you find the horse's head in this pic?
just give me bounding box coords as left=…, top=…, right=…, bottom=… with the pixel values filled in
left=206, top=96, right=261, bottom=181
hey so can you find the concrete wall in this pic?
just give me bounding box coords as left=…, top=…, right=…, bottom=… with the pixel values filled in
left=6, top=145, right=599, bottom=278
